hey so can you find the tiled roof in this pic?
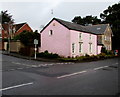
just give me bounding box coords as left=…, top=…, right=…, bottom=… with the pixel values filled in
left=41, top=18, right=109, bottom=35
left=13, top=23, right=26, bottom=31
left=84, top=24, right=109, bottom=35
left=54, top=18, right=95, bottom=34
left=2, top=23, right=26, bottom=32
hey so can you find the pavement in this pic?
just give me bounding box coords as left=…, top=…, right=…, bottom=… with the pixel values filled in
left=1, top=51, right=61, bottom=62
left=1, top=52, right=119, bottom=96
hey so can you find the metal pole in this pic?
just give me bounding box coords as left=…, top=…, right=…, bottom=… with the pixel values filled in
left=8, top=23, right=10, bottom=54
left=35, top=44, right=37, bottom=59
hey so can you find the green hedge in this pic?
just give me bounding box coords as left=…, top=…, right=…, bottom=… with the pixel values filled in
left=60, top=52, right=115, bottom=62
left=37, top=50, right=60, bottom=59
left=37, top=50, right=115, bottom=61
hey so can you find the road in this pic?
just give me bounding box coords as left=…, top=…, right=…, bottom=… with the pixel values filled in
left=1, top=53, right=119, bottom=96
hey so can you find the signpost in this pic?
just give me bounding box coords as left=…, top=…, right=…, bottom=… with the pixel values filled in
left=34, top=39, right=38, bottom=59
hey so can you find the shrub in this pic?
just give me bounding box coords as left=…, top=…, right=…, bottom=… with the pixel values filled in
left=97, top=53, right=106, bottom=59
left=90, top=55, right=98, bottom=60
left=37, top=51, right=60, bottom=59
left=101, top=46, right=107, bottom=54
left=85, top=54, right=90, bottom=57
left=19, top=46, right=34, bottom=56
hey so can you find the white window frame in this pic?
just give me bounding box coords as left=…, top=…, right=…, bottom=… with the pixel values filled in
left=79, top=42, right=82, bottom=53
left=89, top=34, right=92, bottom=40
left=49, top=30, right=53, bottom=36
left=89, top=43, right=92, bottom=53
left=72, top=43, right=75, bottom=53
left=104, top=36, right=107, bottom=40
left=79, top=33, right=82, bottom=41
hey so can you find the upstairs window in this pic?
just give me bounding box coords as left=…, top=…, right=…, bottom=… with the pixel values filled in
left=97, top=27, right=101, bottom=30
left=79, top=33, right=82, bottom=40
left=104, top=36, right=107, bottom=40
left=49, top=30, right=53, bottom=36
left=89, top=34, right=92, bottom=40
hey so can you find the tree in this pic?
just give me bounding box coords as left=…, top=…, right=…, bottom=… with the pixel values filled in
left=100, top=2, right=120, bottom=51
left=72, top=15, right=101, bottom=26
left=0, top=10, right=14, bottom=24
left=13, top=30, right=40, bottom=47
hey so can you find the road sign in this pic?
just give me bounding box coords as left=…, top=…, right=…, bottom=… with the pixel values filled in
left=34, top=39, right=38, bottom=45
left=34, top=39, right=38, bottom=59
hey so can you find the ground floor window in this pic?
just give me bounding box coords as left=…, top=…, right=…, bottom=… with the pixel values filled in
left=79, top=42, right=82, bottom=53
left=72, top=43, right=75, bottom=53
left=89, top=43, right=92, bottom=53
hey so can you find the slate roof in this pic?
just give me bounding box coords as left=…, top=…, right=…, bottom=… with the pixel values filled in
left=41, top=18, right=109, bottom=35
left=54, top=18, right=94, bottom=34
left=84, top=24, right=109, bottom=35
left=41, top=18, right=96, bottom=34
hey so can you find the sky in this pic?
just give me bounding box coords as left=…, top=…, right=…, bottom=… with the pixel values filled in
left=0, top=0, right=119, bottom=31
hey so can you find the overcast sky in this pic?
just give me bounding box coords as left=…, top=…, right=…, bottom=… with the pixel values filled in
left=1, top=0, right=119, bottom=31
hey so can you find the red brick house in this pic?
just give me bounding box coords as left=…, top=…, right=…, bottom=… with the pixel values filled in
left=0, top=23, right=32, bottom=50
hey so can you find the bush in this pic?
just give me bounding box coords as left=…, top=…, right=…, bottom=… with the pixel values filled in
left=37, top=50, right=60, bottom=59
left=97, top=53, right=106, bottom=59
left=101, top=46, right=107, bottom=54
left=19, top=46, right=34, bottom=56
left=90, top=55, right=98, bottom=60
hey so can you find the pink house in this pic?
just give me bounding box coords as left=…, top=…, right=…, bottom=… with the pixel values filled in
left=40, top=18, right=102, bottom=57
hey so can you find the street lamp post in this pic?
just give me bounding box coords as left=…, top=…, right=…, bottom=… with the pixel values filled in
left=34, top=39, right=38, bottom=59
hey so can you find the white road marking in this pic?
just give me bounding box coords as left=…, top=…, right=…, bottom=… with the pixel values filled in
left=0, top=82, right=33, bottom=91
left=12, top=62, right=75, bottom=69
left=93, top=66, right=109, bottom=70
left=22, top=64, right=31, bottom=67
left=48, top=64, right=53, bottom=66
left=31, top=65, right=38, bottom=67
left=9, top=69, right=15, bottom=71
left=57, top=70, right=87, bottom=79
left=17, top=68, right=23, bottom=70
left=25, top=67, right=31, bottom=69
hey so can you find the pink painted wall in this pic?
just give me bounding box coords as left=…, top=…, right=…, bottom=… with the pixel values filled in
left=40, top=20, right=71, bottom=57
left=40, top=19, right=98, bottom=57
left=70, top=30, right=97, bottom=57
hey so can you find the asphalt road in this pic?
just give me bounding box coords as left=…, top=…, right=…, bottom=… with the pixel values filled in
left=1, top=53, right=119, bottom=96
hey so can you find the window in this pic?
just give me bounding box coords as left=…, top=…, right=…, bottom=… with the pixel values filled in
left=89, top=34, right=92, bottom=40
left=49, top=30, right=53, bottom=36
left=79, top=42, right=82, bottom=53
left=89, top=43, right=92, bottom=53
left=107, top=36, right=110, bottom=41
left=72, top=43, right=75, bottom=53
left=97, top=27, right=101, bottom=30
left=13, top=28, right=16, bottom=33
left=104, top=36, right=107, bottom=40
left=79, top=33, right=82, bottom=40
